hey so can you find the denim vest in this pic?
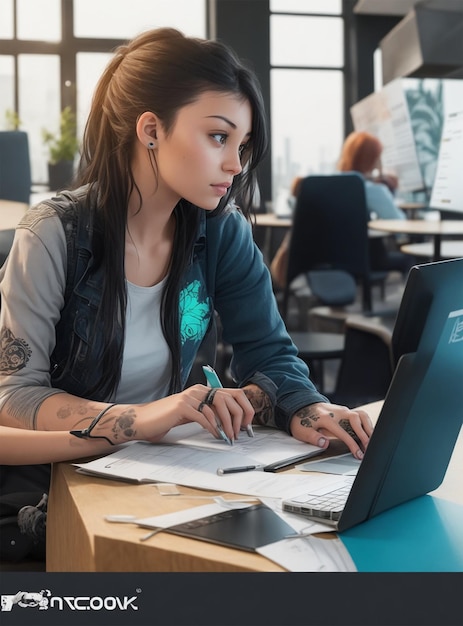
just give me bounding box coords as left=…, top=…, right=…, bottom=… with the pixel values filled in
left=46, top=188, right=214, bottom=401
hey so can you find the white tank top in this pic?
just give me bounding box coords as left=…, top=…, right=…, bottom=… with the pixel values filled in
left=115, top=278, right=171, bottom=403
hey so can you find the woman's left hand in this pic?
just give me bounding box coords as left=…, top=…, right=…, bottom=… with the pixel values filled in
left=289, top=402, right=373, bottom=459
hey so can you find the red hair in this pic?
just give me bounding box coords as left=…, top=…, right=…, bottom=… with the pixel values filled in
left=337, top=131, right=383, bottom=174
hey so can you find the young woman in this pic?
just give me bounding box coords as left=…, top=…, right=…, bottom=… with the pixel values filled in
left=0, top=29, right=372, bottom=481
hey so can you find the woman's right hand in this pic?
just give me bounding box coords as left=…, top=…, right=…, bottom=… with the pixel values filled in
left=137, top=384, right=255, bottom=444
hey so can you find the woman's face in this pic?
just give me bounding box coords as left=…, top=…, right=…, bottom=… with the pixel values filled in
left=155, top=91, right=252, bottom=210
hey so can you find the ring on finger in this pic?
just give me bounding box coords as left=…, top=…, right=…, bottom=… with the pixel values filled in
left=205, top=388, right=218, bottom=406
left=197, top=401, right=207, bottom=413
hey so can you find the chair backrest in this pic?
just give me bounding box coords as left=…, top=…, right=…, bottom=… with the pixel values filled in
left=331, top=316, right=394, bottom=407
left=286, top=172, right=371, bottom=287
left=0, top=131, right=32, bottom=203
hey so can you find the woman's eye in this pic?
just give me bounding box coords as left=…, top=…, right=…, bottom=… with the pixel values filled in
left=211, top=133, right=227, bottom=145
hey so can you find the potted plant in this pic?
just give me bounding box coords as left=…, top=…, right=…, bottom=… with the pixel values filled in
left=42, top=106, right=79, bottom=191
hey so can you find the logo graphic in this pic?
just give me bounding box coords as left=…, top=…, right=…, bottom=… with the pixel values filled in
left=1, top=589, right=139, bottom=612
left=1, top=590, right=51, bottom=611
left=179, top=279, right=210, bottom=344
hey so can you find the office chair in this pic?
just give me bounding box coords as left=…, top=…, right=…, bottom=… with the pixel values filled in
left=329, top=316, right=394, bottom=408
left=282, top=173, right=387, bottom=321
left=0, top=131, right=32, bottom=265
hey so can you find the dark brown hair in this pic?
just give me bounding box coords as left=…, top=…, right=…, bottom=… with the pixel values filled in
left=73, top=28, right=269, bottom=397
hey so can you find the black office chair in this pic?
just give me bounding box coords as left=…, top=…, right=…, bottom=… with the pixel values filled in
left=282, top=173, right=388, bottom=321
left=288, top=330, right=345, bottom=394
left=329, top=316, right=394, bottom=408
left=0, top=131, right=32, bottom=265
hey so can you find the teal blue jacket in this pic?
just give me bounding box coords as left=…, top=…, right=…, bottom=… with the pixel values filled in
left=49, top=188, right=328, bottom=433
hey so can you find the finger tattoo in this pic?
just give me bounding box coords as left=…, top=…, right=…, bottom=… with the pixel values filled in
left=339, top=418, right=360, bottom=443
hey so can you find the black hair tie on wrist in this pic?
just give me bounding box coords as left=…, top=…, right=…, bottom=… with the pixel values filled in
left=69, top=403, right=118, bottom=445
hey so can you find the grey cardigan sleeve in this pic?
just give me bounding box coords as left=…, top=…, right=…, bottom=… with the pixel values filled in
left=0, top=212, right=67, bottom=428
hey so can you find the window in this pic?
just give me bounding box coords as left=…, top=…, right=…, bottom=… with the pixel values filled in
left=0, top=0, right=206, bottom=187
left=270, top=1, right=344, bottom=202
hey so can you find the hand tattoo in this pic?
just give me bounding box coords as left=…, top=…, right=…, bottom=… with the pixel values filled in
left=295, top=406, right=321, bottom=429
left=243, top=387, right=273, bottom=427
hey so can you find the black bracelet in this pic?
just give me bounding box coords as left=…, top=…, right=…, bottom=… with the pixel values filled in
left=69, top=403, right=118, bottom=445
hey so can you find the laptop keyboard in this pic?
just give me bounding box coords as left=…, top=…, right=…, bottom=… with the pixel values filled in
left=283, top=478, right=354, bottom=521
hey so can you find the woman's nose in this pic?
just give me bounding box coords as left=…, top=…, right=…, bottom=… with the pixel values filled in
left=223, top=150, right=243, bottom=176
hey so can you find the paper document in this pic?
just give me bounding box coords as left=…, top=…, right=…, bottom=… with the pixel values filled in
left=257, top=535, right=357, bottom=572
left=75, top=441, right=342, bottom=500
left=161, top=422, right=323, bottom=468
left=297, top=453, right=361, bottom=475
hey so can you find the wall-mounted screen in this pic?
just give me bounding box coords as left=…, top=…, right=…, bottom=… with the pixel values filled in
left=429, top=104, right=463, bottom=215
left=351, top=78, right=463, bottom=197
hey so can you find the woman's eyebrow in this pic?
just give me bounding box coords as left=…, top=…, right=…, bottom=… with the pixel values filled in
left=205, top=114, right=237, bottom=129
left=206, top=114, right=252, bottom=139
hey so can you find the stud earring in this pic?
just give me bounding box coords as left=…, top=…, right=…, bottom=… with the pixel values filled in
left=148, top=141, right=155, bottom=149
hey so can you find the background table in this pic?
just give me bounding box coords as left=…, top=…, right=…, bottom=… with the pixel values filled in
left=254, top=212, right=292, bottom=263
left=400, top=240, right=463, bottom=260
left=46, top=401, right=463, bottom=572
left=368, top=218, right=463, bottom=261
left=0, top=199, right=28, bottom=230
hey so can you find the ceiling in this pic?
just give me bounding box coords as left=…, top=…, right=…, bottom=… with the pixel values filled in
left=354, top=0, right=463, bottom=15
left=354, top=0, right=419, bottom=15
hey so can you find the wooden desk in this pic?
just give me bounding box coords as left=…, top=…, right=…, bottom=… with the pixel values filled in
left=254, top=213, right=292, bottom=229
left=401, top=240, right=463, bottom=260
left=368, top=219, right=463, bottom=261
left=46, top=401, right=463, bottom=572
left=0, top=199, right=28, bottom=230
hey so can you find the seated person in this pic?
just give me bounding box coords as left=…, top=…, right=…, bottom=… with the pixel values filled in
left=337, top=131, right=414, bottom=276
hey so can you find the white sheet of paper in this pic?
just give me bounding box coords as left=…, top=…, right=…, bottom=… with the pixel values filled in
left=75, top=441, right=342, bottom=500
left=161, top=422, right=322, bottom=466
left=297, top=453, right=361, bottom=475
left=257, top=535, right=357, bottom=572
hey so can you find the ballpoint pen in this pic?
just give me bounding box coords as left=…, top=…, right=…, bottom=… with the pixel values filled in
left=202, top=364, right=255, bottom=439
left=217, top=464, right=265, bottom=475
left=202, top=365, right=233, bottom=446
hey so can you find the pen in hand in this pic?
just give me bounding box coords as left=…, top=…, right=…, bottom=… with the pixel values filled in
left=202, top=365, right=255, bottom=439
left=202, top=365, right=233, bottom=446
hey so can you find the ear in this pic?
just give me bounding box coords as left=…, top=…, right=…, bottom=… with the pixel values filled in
left=136, top=111, right=159, bottom=148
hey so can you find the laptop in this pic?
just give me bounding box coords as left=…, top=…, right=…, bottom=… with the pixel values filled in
left=283, top=258, right=463, bottom=532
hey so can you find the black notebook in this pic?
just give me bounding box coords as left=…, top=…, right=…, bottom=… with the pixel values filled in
left=163, top=504, right=295, bottom=552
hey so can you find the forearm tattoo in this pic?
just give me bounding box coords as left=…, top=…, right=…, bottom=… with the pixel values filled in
left=65, top=405, right=138, bottom=443
left=3, top=388, right=65, bottom=429
left=243, top=387, right=273, bottom=426
left=109, top=407, right=137, bottom=442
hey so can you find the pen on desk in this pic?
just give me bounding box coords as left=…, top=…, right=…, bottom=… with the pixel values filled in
left=202, top=365, right=233, bottom=446
left=202, top=365, right=255, bottom=439
left=217, top=464, right=265, bottom=475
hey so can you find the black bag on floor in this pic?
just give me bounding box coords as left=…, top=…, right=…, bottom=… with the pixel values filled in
left=0, top=491, right=47, bottom=562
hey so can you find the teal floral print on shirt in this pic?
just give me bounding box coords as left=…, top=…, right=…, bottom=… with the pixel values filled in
left=179, top=279, right=211, bottom=345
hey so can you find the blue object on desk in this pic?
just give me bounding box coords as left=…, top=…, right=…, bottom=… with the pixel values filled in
left=340, top=495, right=463, bottom=572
